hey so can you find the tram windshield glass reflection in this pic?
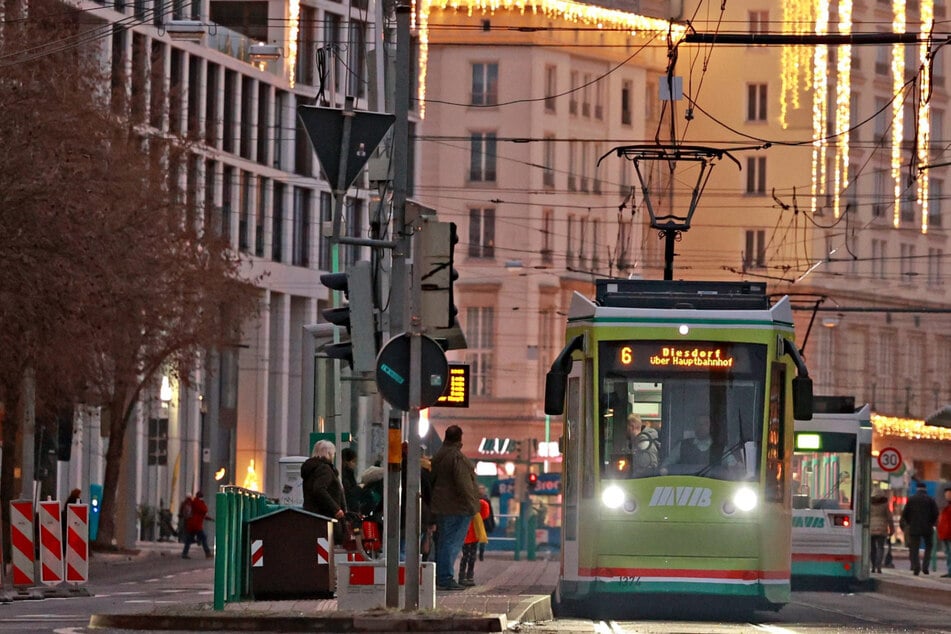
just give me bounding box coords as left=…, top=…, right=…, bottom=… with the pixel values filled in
left=598, top=341, right=767, bottom=482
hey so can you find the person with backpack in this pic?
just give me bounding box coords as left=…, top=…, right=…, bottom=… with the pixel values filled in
left=181, top=491, right=213, bottom=559
left=477, top=485, right=495, bottom=561
left=178, top=495, right=193, bottom=544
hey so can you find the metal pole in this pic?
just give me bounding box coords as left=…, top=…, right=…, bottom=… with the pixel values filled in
left=385, top=0, right=413, bottom=609
left=663, top=229, right=676, bottom=281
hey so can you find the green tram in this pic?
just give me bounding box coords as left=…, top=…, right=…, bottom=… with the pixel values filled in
left=544, top=279, right=813, bottom=612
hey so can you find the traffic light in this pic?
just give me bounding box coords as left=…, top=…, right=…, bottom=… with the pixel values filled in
left=319, top=260, right=377, bottom=373
left=418, top=219, right=459, bottom=330
left=526, top=472, right=538, bottom=491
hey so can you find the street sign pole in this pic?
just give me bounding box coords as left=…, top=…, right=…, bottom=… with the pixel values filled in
left=386, top=1, right=414, bottom=609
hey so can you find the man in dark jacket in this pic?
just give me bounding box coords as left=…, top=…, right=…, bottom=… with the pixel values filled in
left=901, top=481, right=939, bottom=575
left=301, top=440, right=347, bottom=544
left=430, top=425, right=480, bottom=591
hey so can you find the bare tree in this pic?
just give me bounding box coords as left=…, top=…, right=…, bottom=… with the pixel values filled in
left=0, top=0, right=260, bottom=547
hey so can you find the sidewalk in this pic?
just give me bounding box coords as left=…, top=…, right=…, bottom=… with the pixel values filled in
left=82, top=542, right=951, bottom=632
left=89, top=548, right=561, bottom=633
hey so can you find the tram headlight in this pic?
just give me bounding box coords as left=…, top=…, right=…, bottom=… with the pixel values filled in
left=732, top=487, right=758, bottom=512
left=602, top=484, right=626, bottom=509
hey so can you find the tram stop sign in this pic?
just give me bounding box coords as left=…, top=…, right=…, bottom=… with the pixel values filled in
left=376, top=333, right=449, bottom=411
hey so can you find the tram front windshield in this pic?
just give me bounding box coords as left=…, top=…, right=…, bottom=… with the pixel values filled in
left=598, top=341, right=767, bottom=482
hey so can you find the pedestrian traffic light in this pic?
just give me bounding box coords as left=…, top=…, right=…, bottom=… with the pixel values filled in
left=418, top=219, right=459, bottom=330
left=319, top=260, right=377, bottom=373
left=526, top=472, right=538, bottom=491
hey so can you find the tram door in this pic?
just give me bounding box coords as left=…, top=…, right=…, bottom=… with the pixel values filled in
left=559, top=360, right=586, bottom=580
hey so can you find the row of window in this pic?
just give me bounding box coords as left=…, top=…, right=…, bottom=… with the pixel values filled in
left=473, top=62, right=634, bottom=126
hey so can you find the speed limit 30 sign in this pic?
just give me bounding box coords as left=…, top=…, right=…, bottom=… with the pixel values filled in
left=877, top=447, right=903, bottom=472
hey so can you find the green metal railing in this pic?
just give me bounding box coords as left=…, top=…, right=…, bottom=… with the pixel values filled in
left=213, top=486, right=281, bottom=610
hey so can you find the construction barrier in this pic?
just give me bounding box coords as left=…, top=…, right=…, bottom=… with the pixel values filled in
left=10, top=501, right=34, bottom=587
left=336, top=561, right=435, bottom=610
left=213, top=486, right=279, bottom=610
left=64, top=504, right=89, bottom=584
left=37, top=500, right=63, bottom=585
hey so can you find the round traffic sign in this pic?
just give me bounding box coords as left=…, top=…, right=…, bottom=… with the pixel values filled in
left=877, top=447, right=902, bottom=472
left=375, top=333, right=449, bottom=411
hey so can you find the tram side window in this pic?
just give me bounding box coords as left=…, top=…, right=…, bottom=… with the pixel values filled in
left=792, top=439, right=855, bottom=510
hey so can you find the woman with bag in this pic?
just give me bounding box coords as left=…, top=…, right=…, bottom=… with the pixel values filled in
left=458, top=496, right=491, bottom=586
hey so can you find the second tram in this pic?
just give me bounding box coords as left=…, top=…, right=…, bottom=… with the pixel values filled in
left=544, top=279, right=813, bottom=612
left=791, top=396, right=872, bottom=584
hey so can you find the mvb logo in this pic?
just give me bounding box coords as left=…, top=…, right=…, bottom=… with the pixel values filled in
left=792, top=516, right=825, bottom=528
left=648, top=486, right=712, bottom=507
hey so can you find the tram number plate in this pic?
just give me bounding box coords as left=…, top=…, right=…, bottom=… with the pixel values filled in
left=877, top=447, right=902, bottom=472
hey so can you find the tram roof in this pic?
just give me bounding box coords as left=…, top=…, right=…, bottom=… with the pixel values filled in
left=595, top=280, right=770, bottom=310
left=568, top=279, right=794, bottom=325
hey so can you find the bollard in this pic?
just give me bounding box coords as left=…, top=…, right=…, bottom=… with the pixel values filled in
left=213, top=490, right=230, bottom=610
left=527, top=510, right=537, bottom=561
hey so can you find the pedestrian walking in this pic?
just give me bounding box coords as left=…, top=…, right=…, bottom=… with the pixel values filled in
left=938, top=486, right=951, bottom=577
left=869, top=492, right=894, bottom=573
left=477, top=485, right=495, bottom=561
left=459, top=495, right=491, bottom=585
left=430, top=425, right=480, bottom=591
left=181, top=491, right=213, bottom=559
left=900, top=481, right=939, bottom=575
left=341, top=447, right=361, bottom=512
left=301, top=440, right=347, bottom=544
left=178, top=495, right=193, bottom=543
left=400, top=442, right=434, bottom=561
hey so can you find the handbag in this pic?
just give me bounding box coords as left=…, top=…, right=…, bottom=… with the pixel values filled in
left=472, top=512, right=489, bottom=544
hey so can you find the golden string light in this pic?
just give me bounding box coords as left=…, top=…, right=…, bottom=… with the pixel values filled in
left=417, top=0, right=683, bottom=118
left=287, top=0, right=300, bottom=88
left=810, top=1, right=829, bottom=216
left=891, top=1, right=906, bottom=228
left=872, top=414, right=951, bottom=442
left=780, top=0, right=816, bottom=128
left=833, top=1, right=852, bottom=219
left=917, top=0, right=934, bottom=234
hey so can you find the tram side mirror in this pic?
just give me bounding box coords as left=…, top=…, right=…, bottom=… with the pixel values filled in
left=545, top=370, right=566, bottom=415
left=793, top=376, right=813, bottom=421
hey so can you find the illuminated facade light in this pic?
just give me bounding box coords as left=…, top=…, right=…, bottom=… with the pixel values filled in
left=287, top=0, right=300, bottom=88
left=872, top=413, right=951, bottom=441
left=417, top=0, right=683, bottom=118
left=918, top=1, right=934, bottom=233
left=780, top=0, right=817, bottom=128
left=832, top=1, right=852, bottom=218
left=810, top=1, right=829, bottom=216
left=892, top=1, right=906, bottom=228
left=242, top=458, right=261, bottom=491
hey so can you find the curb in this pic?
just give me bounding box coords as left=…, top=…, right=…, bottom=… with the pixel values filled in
left=89, top=612, right=507, bottom=632
left=508, top=594, right=552, bottom=625
left=873, top=577, right=951, bottom=605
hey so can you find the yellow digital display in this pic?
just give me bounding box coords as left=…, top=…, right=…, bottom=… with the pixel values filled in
left=796, top=433, right=822, bottom=450
left=435, top=364, right=469, bottom=408
left=618, top=345, right=735, bottom=369
left=605, top=341, right=760, bottom=375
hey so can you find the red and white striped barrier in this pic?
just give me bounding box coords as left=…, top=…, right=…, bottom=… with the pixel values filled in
left=316, top=537, right=330, bottom=565
left=64, top=504, right=89, bottom=584
left=251, top=539, right=264, bottom=567
left=10, top=501, right=34, bottom=587
left=336, top=561, right=435, bottom=610
left=37, top=500, right=64, bottom=586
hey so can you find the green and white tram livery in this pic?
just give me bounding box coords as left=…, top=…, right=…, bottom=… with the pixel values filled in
left=545, top=279, right=813, bottom=612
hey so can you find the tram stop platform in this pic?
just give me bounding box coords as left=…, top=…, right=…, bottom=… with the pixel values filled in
left=84, top=542, right=951, bottom=632
left=89, top=548, right=561, bottom=633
